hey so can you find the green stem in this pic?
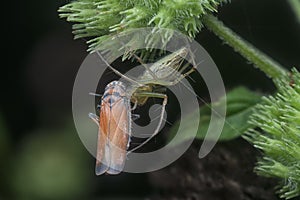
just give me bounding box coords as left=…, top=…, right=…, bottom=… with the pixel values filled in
left=288, top=0, right=300, bottom=23
left=203, top=15, right=287, bottom=80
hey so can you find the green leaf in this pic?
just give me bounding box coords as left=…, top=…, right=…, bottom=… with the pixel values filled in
left=168, top=86, right=262, bottom=144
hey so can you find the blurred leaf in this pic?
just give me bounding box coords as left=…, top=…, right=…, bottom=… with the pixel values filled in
left=12, top=122, right=92, bottom=200
left=168, top=87, right=262, bottom=144
left=288, top=0, right=300, bottom=24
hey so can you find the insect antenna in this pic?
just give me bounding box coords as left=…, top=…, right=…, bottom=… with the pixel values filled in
left=95, top=50, right=143, bottom=87
left=89, top=92, right=102, bottom=97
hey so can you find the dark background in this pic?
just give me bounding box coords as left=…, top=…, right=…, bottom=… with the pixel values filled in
left=1, top=0, right=299, bottom=199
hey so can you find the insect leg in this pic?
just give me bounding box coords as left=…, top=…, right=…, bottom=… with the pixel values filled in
left=88, top=113, right=99, bottom=126
left=131, top=114, right=140, bottom=121
left=127, top=92, right=167, bottom=154
left=131, top=100, right=138, bottom=111
left=131, top=99, right=140, bottom=120
left=89, top=92, right=102, bottom=110
left=168, top=66, right=196, bottom=86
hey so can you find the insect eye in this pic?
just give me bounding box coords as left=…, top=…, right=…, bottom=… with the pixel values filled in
left=97, top=105, right=101, bottom=110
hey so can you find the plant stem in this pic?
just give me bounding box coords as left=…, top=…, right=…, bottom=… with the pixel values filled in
left=203, top=15, right=287, bottom=79
left=288, top=0, right=300, bottom=23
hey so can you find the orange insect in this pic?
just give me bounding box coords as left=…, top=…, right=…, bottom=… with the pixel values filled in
left=89, top=81, right=131, bottom=175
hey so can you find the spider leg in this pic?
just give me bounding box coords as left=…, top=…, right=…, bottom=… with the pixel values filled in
left=127, top=92, right=167, bottom=154
left=95, top=51, right=143, bottom=87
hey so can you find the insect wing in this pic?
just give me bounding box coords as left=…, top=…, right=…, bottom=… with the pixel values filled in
left=106, top=97, right=130, bottom=174
left=95, top=101, right=110, bottom=175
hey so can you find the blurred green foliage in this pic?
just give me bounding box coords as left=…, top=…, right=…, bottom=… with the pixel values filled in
left=288, top=0, right=300, bottom=23
left=168, top=87, right=262, bottom=144
left=11, top=122, right=91, bottom=200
